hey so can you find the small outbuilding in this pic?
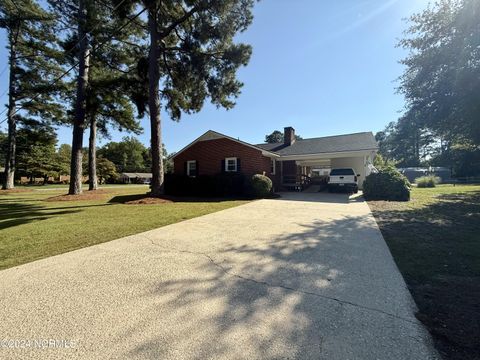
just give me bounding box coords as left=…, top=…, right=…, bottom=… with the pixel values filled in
left=120, top=172, right=152, bottom=184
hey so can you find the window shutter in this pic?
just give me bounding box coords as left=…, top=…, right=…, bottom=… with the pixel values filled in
left=221, top=159, right=225, bottom=173
left=184, top=161, right=187, bottom=175
left=236, top=158, right=241, bottom=172
left=195, top=160, right=199, bottom=176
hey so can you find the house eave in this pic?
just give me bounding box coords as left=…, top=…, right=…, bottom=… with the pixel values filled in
left=278, top=148, right=378, bottom=161
left=172, top=130, right=280, bottom=159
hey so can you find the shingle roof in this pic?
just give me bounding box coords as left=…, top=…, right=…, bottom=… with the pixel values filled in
left=121, top=172, right=152, bottom=178
left=255, top=132, right=377, bottom=156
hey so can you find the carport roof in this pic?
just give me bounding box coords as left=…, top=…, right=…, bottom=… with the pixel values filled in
left=255, top=132, right=378, bottom=156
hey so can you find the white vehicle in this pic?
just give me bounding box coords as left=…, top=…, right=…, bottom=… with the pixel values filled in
left=327, top=168, right=359, bottom=193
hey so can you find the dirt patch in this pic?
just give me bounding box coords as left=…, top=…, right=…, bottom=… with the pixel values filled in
left=45, top=189, right=110, bottom=202
left=0, top=188, right=33, bottom=194
left=125, top=197, right=173, bottom=205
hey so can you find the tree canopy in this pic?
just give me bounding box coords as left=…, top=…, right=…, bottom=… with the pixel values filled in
left=398, top=0, right=480, bottom=145
left=0, top=0, right=65, bottom=189
left=0, top=0, right=258, bottom=190
left=377, top=0, right=480, bottom=176
left=265, top=130, right=302, bottom=143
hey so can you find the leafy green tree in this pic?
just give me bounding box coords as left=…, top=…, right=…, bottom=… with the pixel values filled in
left=265, top=130, right=283, bottom=144
left=96, top=157, right=117, bottom=184
left=0, top=0, right=64, bottom=189
left=398, top=0, right=480, bottom=145
left=98, top=136, right=148, bottom=173
left=265, top=130, right=303, bottom=143
left=120, top=0, right=256, bottom=196
left=56, top=143, right=71, bottom=175
left=22, top=145, right=58, bottom=184
left=15, top=121, right=59, bottom=183
left=375, top=111, right=436, bottom=167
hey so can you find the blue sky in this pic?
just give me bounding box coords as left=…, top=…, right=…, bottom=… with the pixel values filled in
left=0, top=0, right=430, bottom=153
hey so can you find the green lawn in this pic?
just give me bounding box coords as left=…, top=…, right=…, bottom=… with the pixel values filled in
left=0, top=186, right=249, bottom=270
left=368, top=184, right=480, bottom=360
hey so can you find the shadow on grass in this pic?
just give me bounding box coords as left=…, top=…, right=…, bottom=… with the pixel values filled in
left=369, top=190, right=480, bottom=360
left=275, top=191, right=364, bottom=204
left=0, top=198, right=83, bottom=231
left=108, top=193, right=254, bottom=204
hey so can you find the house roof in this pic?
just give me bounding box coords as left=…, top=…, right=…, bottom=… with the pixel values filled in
left=255, top=132, right=378, bottom=156
left=121, top=172, right=152, bottom=178
left=172, top=130, right=280, bottom=159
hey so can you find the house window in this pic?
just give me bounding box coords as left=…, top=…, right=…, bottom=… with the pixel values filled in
left=271, top=159, right=276, bottom=175
left=187, top=160, right=197, bottom=177
left=225, top=157, right=237, bottom=172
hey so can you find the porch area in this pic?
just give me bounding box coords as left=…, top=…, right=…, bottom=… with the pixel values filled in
left=276, top=152, right=375, bottom=192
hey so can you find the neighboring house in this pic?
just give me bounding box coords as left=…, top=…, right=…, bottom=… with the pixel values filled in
left=398, top=167, right=452, bottom=183
left=172, top=127, right=378, bottom=190
left=120, top=172, right=153, bottom=184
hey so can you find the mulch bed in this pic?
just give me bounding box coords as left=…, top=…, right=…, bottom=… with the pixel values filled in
left=45, top=189, right=110, bottom=202
left=125, top=197, right=173, bottom=205
left=0, top=188, right=33, bottom=194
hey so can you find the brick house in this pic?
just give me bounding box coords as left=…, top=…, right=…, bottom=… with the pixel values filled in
left=172, top=127, right=378, bottom=190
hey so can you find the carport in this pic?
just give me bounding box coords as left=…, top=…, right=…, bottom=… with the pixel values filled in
left=256, top=129, right=379, bottom=192
left=278, top=150, right=377, bottom=190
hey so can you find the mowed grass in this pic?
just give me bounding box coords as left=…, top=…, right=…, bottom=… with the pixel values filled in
left=368, top=184, right=480, bottom=360
left=0, top=185, right=249, bottom=270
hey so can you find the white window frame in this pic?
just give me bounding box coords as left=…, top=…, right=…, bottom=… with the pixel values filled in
left=271, top=159, right=276, bottom=175
left=225, top=157, right=238, bottom=172
left=187, top=160, right=197, bottom=177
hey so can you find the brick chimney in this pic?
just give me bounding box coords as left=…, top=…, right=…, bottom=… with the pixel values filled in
left=284, top=126, right=295, bottom=146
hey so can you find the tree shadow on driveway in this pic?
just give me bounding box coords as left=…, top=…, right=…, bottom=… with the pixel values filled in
left=120, top=211, right=436, bottom=359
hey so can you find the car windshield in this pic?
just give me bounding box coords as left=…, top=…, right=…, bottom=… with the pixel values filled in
left=330, top=168, right=355, bottom=176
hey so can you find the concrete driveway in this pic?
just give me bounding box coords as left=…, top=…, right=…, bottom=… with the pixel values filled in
left=0, top=192, right=438, bottom=359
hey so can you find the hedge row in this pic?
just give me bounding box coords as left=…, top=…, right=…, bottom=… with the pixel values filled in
left=164, top=173, right=273, bottom=198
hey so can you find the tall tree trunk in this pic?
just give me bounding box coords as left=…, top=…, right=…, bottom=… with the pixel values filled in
left=147, top=5, right=164, bottom=196
left=2, top=30, right=18, bottom=190
left=68, top=0, right=90, bottom=195
left=88, top=114, right=98, bottom=191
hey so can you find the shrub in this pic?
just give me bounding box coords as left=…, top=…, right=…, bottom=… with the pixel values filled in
left=164, top=173, right=245, bottom=197
left=363, top=166, right=410, bottom=201
left=415, top=175, right=441, bottom=188
left=249, top=174, right=272, bottom=198
left=214, top=173, right=245, bottom=197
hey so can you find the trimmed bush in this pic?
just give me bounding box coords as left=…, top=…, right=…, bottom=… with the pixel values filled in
left=214, top=173, right=245, bottom=197
left=415, top=175, right=441, bottom=188
left=249, top=174, right=272, bottom=198
left=363, top=166, right=410, bottom=201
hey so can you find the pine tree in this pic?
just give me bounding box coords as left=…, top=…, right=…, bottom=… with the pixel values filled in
left=120, top=0, right=255, bottom=196
left=49, top=0, right=144, bottom=194
left=0, top=0, right=64, bottom=189
left=84, top=24, right=144, bottom=190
